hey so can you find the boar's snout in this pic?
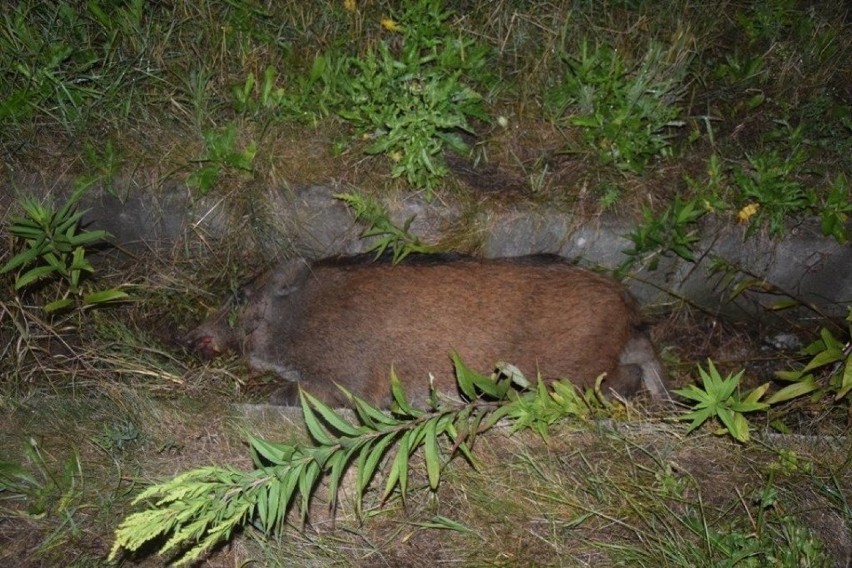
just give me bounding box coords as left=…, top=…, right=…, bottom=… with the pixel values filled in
left=180, top=323, right=234, bottom=360
left=185, top=332, right=223, bottom=360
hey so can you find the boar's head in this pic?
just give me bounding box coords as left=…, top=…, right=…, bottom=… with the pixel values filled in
left=182, top=258, right=312, bottom=360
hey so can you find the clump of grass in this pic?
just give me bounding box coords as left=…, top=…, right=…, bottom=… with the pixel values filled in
left=545, top=38, right=691, bottom=174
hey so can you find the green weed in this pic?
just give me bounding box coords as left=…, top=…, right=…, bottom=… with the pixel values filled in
left=674, top=489, right=829, bottom=567
left=232, top=66, right=286, bottom=117
left=0, top=438, right=83, bottom=519
left=732, top=145, right=812, bottom=236
left=546, top=39, right=689, bottom=173
left=771, top=309, right=852, bottom=405
left=335, top=192, right=437, bottom=263
left=95, top=419, right=143, bottom=455
left=75, top=140, right=124, bottom=199
left=335, top=0, right=489, bottom=194
left=186, top=123, right=257, bottom=195
left=712, top=49, right=768, bottom=87
left=819, top=174, right=851, bottom=244
left=674, top=360, right=770, bottom=443
left=609, top=484, right=830, bottom=567
left=736, top=0, right=797, bottom=45
left=1, top=188, right=128, bottom=314
left=684, top=153, right=729, bottom=212
left=619, top=196, right=705, bottom=274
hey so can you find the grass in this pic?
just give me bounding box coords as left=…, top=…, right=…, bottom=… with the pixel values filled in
left=2, top=1, right=849, bottom=222
left=1, top=0, right=850, bottom=565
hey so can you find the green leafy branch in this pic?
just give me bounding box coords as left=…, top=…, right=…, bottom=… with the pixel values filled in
left=619, top=195, right=706, bottom=275
left=1, top=188, right=128, bottom=313
left=708, top=255, right=840, bottom=319
left=110, top=354, right=601, bottom=566
left=335, top=192, right=437, bottom=263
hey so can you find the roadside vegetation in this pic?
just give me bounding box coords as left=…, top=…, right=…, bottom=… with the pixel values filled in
left=1, top=0, right=850, bottom=565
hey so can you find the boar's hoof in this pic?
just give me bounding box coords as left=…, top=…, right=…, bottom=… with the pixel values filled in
left=609, top=364, right=643, bottom=397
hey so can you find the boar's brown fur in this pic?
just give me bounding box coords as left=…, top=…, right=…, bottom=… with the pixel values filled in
left=184, top=255, right=668, bottom=407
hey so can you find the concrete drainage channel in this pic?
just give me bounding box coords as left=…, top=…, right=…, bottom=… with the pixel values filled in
left=78, top=183, right=851, bottom=327
left=3, top=181, right=850, bottom=565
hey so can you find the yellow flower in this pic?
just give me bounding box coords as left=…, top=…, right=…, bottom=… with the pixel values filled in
left=381, top=18, right=401, bottom=32
left=737, top=202, right=760, bottom=223
left=343, top=0, right=356, bottom=13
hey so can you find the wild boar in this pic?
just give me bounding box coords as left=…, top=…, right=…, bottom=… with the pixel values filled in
left=184, top=254, right=668, bottom=407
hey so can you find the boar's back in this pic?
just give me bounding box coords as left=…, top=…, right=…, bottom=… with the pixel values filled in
left=247, top=255, right=640, bottom=406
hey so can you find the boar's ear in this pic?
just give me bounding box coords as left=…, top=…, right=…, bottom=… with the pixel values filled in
left=269, top=258, right=312, bottom=297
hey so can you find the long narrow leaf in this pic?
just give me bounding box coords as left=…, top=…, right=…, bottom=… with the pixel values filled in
left=453, top=353, right=479, bottom=399
left=276, top=466, right=301, bottom=532
left=836, top=358, right=852, bottom=401
left=55, top=209, right=86, bottom=236
left=302, top=390, right=363, bottom=437
left=83, top=289, right=129, bottom=306
left=327, top=440, right=367, bottom=511
left=15, top=265, right=58, bottom=289
left=353, top=395, right=400, bottom=428
left=262, top=477, right=280, bottom=533
left=383, top=430, right=411, bottom=501
left=67, top=229, right=108, bottom=246
left=298, top=460, right=321, bottom=524
left=390, top=368, right=420, bottom=416
left=423, top=418, right=441, bottom=490
left=249, top=436, right=297, bottom=465
left=299, top=392, right=336, bottom=446
left=0, top=244, right=44, bottom=273
left=358, top=432, right=399, bottom=496
left=766, top=376, right=820, bottom=404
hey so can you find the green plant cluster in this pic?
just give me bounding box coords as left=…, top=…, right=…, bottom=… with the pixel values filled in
left=674, top=361, right=769, bottom=443
left=732, top=145, right=812, bottom=237
left=186, top=124, right=257, bottom=195
left=674, top=310, right=852, bottom=443
left=334, top=192, right=437, bottom=263
left=545, top=39, right=688, bottom=173
left=1, top=188, right=128, bottom=313
left=334, top=0, right=489, bottom=194
left=629, top=144, right=848, bottom=275
left=0, top=438, right=82, bottom=519
left=772, top=317, right=852, bottom=405
left=674, top=483, right=829, bottom=566
left=619, top=196, right=705, bottom=274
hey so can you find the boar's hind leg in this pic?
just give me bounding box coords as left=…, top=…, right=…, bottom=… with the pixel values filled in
left=617, top=334, right=670, bottom=400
